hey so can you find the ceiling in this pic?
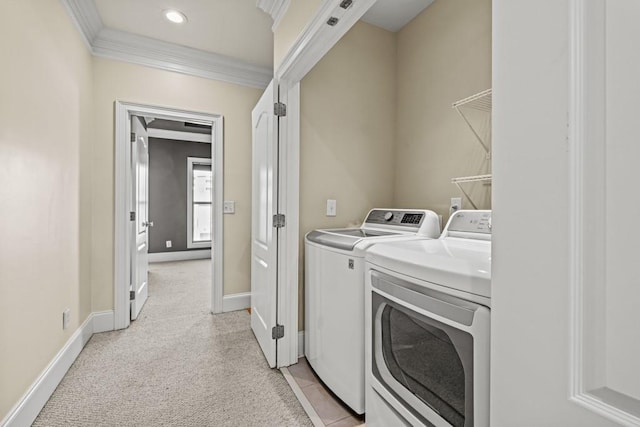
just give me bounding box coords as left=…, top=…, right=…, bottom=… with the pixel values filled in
left=61, top=0, right=435, bottom=89
left=94, top=0, right=274, bottom=69
left=362, top=0, right=435, bottom=32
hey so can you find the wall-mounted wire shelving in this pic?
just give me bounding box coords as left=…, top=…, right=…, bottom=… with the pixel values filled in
left=451, top=89, right=492, bottom=209
left=452, top=88, right=492, bottom=157
left=451, top=174, right=492, bottom=210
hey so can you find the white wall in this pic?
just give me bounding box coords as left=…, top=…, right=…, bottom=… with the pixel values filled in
left=0, top=0, right=93, bottom=420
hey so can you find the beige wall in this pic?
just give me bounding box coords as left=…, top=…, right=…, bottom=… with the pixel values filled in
left=274, top=0, right=323, bottom=70
left=394, top=0, right=492, bottom=220
left=299, top=21, right=397, bottom=328
left=0, top=0, right=93, bottom=420
left=91, top=58, right=263, bottom=310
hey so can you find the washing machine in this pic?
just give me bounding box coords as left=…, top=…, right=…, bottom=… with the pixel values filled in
left=364, top=210, right=492, bottom=427
left=304, top=208, right=441, bottom=414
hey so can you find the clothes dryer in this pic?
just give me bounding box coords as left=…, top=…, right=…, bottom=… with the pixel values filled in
left=364, top=210, right=492, bottom=427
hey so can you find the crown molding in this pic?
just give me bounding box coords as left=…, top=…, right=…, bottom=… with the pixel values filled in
left=93, top=29, right=272, bottom=88
left=60, top=0, right=272, bottom=89
left=257, top=0, right=291, bottom=31
left=59, top=0, right=103, bottom=48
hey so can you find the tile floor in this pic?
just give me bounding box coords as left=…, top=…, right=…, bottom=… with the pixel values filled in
left=286, top=357, right=365, bottom=427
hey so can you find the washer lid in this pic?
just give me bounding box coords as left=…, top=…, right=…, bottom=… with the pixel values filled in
left=365, top=237, right=491, bottom=298
left=306, top=228, right=397, bottom=251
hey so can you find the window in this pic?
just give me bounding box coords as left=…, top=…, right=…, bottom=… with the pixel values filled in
left=187, top=157, right=212, bottom=248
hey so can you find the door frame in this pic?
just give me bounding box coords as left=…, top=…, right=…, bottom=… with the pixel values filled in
left=272, top=0, right=376, bottom=367
left=114, top=101, right=224, bottom=330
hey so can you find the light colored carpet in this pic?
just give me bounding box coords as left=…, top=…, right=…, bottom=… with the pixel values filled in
left=33, top=260, right=312, bottom=427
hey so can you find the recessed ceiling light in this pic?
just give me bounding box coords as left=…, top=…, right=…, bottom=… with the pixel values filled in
left=164, top=9, right=187, bottom=24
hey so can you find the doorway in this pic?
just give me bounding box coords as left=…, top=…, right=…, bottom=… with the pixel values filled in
left=114, top=102, right=224, bottom=330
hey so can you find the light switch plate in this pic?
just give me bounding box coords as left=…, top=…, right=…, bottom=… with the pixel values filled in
left=223, top=201, right=235, bottom=214
left=326, top=199, right=337, bottom=217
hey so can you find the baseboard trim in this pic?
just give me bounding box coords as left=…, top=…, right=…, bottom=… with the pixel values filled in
left=281, top=366, right=324, bottom=427
left=298, top=331, right=305, bottom=358
left=1, top=313, right=99, bottom=427
left=92, top=310, right=115, bottom=333
left=222, top=292, right=251, bottom=313
left=148, top=250, right=211, bottom=263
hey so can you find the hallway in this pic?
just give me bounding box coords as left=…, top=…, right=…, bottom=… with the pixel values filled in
left=33, top=260, right=312, bottom=426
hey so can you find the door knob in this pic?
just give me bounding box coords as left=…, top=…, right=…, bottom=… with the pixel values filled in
left=143, top=221, right=154, bottom=227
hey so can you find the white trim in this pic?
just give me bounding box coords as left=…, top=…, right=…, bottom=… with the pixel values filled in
left=148, top=250, right=211, bottom=263
left=280, top=366, right=324, bottom=427
left=298, top=331, right=305, bottom=358
left=59, top=1, right=272, bottom=89
left=272, top=0, right=375, bottom=368
left=572, top=394, right=640, bottom=427
left=0, top=314, right=97, bottom=427
left=568, top=1, right=640, bottom=425
left=187, top=157, right=213, bottom=249
left=114, top=102, right=130, bottom=330
left=92, top=29, right=272, bottom=89
left=59, top=0, right=103, bottom=50
left=276, top=81, right=300, bottom=368
left=257, top=0, right=292, bottom=31
left=92, top=310, right=115, bottom=333
left=275, top=0, right=376, bottom=83
left=115, top=102, right=225, bottom=330
left=271, top=0, right=291, bottom=31
left=147, top=128, right=212, bottom=143
left=211, top=118, right=225, bottom=314
left=222, top=292, right=251, bottom=312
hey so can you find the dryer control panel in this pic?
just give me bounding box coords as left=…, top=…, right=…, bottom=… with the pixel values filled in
left=445, top=210, right=492, bottom=237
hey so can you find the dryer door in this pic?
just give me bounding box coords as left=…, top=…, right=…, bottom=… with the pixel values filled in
left=370, top=271, right=489, bottom=427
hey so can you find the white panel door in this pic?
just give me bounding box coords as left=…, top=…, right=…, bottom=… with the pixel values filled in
left=251, top=80, right=279, bottom=367
left=131, top=115, right=150, bottom=320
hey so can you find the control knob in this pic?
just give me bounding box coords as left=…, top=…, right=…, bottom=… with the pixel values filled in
left=384, top=212, right=394, bottom=222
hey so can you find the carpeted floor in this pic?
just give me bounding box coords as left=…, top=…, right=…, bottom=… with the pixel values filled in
left=33, top=260, right=312, bottom=427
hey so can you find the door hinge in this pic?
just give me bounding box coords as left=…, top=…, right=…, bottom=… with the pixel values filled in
left=130, top=290, right=135, bottom=300
left=340, top=0, right=353, bottom=9
left=272, top=324, right=284, bottom=340
left=131, top=132, right=136, bottom=143
left=273, top=214, right=286, bottom=228
left=327, top=16, right=339, bottom=26
left=274, top=102, right=287, bottom=117
left=130, top=211, right=136, bottom=221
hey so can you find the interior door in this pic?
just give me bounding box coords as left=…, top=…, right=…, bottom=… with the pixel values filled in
left=251, top=80, right=279, bottom=367
left=130, top=115, right=150, bottom=320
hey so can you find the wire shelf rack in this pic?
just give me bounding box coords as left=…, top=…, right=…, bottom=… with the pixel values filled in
left=451, top=174, right=492, bottom=210
left=452, top=89, right=492, bottom=155
left=452, top=88, right=492, bottom=112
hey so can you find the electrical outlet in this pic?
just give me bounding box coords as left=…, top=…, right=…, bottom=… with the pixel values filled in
left=326, top=199, right=337, bottom=217
left=166, top=240, right=172, bottom=248
left=450, top=197, right=462, bottom=215
left=223, top=201, right=235, bottom=214
left=62, top=309, right=70, bottom=330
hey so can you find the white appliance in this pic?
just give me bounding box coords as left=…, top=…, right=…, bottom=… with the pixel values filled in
left=305, top=209, right=441, bottom=414
left=365, top=210, right=492, bottom=427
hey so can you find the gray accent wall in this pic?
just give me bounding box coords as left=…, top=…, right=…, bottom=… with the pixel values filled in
left=148, top=137, right=211, bottom=253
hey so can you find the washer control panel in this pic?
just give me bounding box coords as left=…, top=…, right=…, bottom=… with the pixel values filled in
left=365, top=209, right=425, bottom=228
